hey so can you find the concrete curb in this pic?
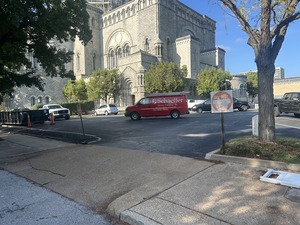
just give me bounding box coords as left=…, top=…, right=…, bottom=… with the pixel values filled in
left=120, top=210, right=160, bottom=225
left=1, top=125, right=101, bottom=144
left=205, top=148, right=300, bottom=172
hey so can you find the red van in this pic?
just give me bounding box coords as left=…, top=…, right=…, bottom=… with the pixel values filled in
left=124, top=93, right=189, bottom=120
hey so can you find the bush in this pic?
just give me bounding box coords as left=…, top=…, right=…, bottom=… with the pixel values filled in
left=32, top=101, right=95, bottom=115
left=61, top=101, right=95, bottom=115
left=32, top=104, right=44, bottom=110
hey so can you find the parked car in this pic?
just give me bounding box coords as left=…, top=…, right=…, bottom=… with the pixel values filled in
left=41, top=104, right=70, bottom=120
left=95, top=104, right=118, bottom=116
left=233, top=98, right=251, bottom=111
left=191, top=98, right=250, bottom=113
left=187, top=99, right=205, bottom=110
left=125, top=93, right=189, bottom=120
left=191, top=99, right=212, bottom=113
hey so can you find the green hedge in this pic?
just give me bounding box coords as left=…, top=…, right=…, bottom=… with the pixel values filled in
left=32, top=101, right=95, bottom=115
left=61, top=101, right=95, bottom=115
left=32, top=104, right=44, bottom=110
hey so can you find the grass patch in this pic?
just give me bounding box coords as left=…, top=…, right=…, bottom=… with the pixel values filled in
left=224, top=136, right=300, bottom=164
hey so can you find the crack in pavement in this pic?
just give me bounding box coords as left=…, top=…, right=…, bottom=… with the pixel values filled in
left=0, top=202, right=33, bottom=217
left=25, top=156, right=65, bottom=178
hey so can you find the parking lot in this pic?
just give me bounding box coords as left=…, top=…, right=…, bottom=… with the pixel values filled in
left=3, top=109, right=299, bottom=158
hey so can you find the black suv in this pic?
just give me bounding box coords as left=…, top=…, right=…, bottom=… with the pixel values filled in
left=192, top=98, right=250, bottom=113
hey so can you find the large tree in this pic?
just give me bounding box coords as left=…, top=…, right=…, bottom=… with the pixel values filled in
left=196, top=68, right=232, bottom=98
left=145, top=62, right=187, bottom=93
left=0, top=0, right=92, bottom=98
left=63, top=79, right=88, bottom=102
left=246, top=72, right=258, bottom=101
left=218, top=0, right=300, bottom=142
left=87, top=69, right=120, bottom=103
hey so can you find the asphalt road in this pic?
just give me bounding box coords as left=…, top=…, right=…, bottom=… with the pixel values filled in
left=5, top=109, right=299, bottom=158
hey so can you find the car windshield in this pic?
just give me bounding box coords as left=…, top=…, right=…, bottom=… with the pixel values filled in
left=48, top=105, right=63, bottom=109
left=109, top=104, right=117, bottom=107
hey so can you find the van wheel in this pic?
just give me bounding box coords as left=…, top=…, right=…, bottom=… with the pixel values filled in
left=170, top=110, right=180, bottom=119
left=130, top=112, right=141, bottom=121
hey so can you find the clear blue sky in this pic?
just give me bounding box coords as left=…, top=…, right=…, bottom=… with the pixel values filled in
left=180, top=0, right=300, bottom=78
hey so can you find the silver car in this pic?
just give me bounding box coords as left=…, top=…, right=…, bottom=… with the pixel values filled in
left=95, top=104, right=118, bottom=116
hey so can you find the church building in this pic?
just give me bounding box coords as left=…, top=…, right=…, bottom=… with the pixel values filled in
left=7, top=0, right=225, bottom=109
left=73, top=0, right=225, bottom=106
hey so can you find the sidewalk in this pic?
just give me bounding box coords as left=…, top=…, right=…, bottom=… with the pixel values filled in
left=1, top=130, right=300, bottom=225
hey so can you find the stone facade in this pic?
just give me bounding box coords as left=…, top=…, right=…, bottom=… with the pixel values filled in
left=274, top=77, right=300, bottom=98
left=231, top=75, right=248, bottom=101
left=3, top=41, right=73, bottom=110
left=5, top=0, right=225, bottom=109
left=75, top=0, right=225, bottom=106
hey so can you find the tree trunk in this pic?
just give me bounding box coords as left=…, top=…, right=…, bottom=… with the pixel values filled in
left=257, top=61, right=275, bottom=142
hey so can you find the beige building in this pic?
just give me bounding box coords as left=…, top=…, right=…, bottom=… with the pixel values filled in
left=231, top=75, right=248, bottom=100
left=74, top=0, right=225, bottom=106
left=6, top=0, right=225, bottom=109
left=274, top=77, right=300, bottom=98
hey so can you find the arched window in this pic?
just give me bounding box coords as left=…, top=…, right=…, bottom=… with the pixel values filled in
left=37, top=96, right=43, bottom=104
left=156, top=45, right=163, bottom=56
left=138, top=0, right=143, bottom=10
left=123, top=44, right=130, bottom=57
left=30, top=96, right=36, bottom=106
left=116, top=48, right=122, bottom=66
left=131, top=4, right=135, bottom=14
left=121, top=9, right=125, bottom=19
left=138, top=75, right=144, bottom=85
left=45, top=96, right=50, bottom=104
left=144, top=38, right=149, bottom=51
left=126, top=7, right=130, bottom=17
left=108, top=49, right=115, bottom=69
left=117, top=48, right=122, bottom=58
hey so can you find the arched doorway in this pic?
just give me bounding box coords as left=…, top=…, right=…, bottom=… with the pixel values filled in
left=120, top=78, right=134, bottom=107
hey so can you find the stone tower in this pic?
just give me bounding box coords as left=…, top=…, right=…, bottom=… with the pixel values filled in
left=7, top=0, right=225, bottom=109
left=73, top=0, right=226, bottom=107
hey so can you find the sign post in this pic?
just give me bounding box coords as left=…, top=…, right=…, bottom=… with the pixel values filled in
left=77, top=102, right=87, bottom=144
left=210, top=90, right=233, bottom=154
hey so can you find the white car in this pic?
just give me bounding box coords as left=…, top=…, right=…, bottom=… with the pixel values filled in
left=95, top=104, right=118, bottom=116
left=187, top=99, right=205, bottom=110
left=42, top=104, right=70, bottom=120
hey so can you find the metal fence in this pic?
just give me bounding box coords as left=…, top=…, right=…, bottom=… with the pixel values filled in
left=0, top=110, right=49, bottom=126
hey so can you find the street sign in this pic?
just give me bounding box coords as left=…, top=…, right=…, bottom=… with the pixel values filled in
left=77, top=103, right=82, bottom=117
left=210, top=90, right=233, bottom=113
